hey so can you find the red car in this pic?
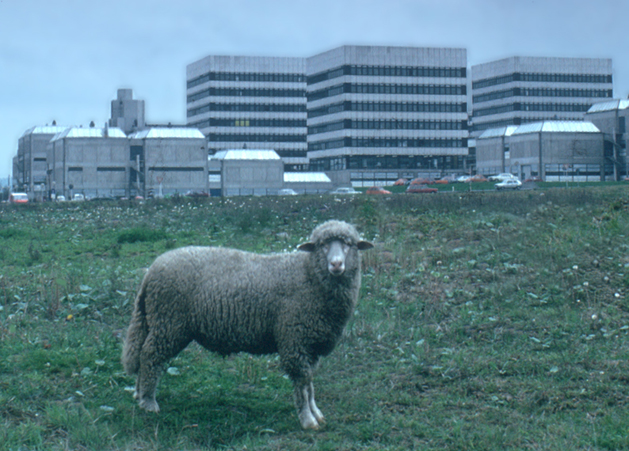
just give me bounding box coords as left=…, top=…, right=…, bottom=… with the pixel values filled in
left=406, top=184, right=438, bottom=194
left=9, top=193, right=29, bottom=204
left=410, top=177, right=434, bottom=185
left=366, top=186, right=392, bottom=195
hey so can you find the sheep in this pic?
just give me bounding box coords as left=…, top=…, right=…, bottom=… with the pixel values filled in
left=121, top=220, right=373, bottom=429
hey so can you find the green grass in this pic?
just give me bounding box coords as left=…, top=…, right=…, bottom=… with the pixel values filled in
left=2, top=188, right=629, bottom=449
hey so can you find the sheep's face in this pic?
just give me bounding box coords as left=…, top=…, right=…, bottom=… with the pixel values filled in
left=298, top=237, right=374, bottom=277
left=324, top=240, right=350, bottom=276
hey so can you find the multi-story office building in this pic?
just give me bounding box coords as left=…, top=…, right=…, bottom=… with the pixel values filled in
left=186, top=56, right=308, bottom=170
left=306, top=46, right=469, bottom=186
left=470, top=57, right=613, bottom=137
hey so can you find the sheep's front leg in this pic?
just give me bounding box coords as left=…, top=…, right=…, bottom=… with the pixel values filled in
left=294, top=381, right=319, bottom=429
left=307, top=382, right=324, bottom=424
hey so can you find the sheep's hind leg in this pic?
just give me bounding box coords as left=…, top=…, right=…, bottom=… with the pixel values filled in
left=136, top=331, right=190, bottom=413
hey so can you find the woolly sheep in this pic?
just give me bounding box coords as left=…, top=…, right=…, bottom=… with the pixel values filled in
left=121, top=220, right=373, bottom=429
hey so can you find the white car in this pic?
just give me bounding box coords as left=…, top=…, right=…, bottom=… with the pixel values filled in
left=278, top=188, right=298, bottom=196
left=330, top=187, right=361, bottom=195
left=72, top=193, right=85, bottom=201
left=489, top=173, right=517, bottom=182
left=495, top=178, right=522, bottom=190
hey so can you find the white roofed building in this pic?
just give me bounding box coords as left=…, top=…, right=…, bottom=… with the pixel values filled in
left=476, top=121, right=607, bottom=181
left=585, top=100, right=629, bottom=179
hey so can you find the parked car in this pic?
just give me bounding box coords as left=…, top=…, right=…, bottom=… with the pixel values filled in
left=495, top=178, right=523, bottom=190
left=393, top=178, right=409, bottom=186
left=56, top=195, right=66, bottom=202
left=410, top=177, right=434, bottom=185
left=185, top=190, right=210, bottom=198
left=489, top=173, right=516, bottom=182
left=9, top=192, right=29, bottom=204
left=278, top=188, right=298, bottom=195
left=366, top=186, right=392, bottom=195
left=330, top=187, right=360, bottom=195
left=524, top=176, right=543, bottom=183
left=406, top=184, right=438, bottom=194
left=470, top=174, right=488, bottom=182
left=456, top=175, right=472, bottom=183
left=436, top=174, right=460, bottom=184
left=72, top=193, right=85, bottom=201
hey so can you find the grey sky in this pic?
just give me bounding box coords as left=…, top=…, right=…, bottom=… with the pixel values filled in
left=1, top=0, right=628, bottom=179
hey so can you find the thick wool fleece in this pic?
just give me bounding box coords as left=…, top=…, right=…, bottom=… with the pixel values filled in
left=121, top=220, right=370, bottom=428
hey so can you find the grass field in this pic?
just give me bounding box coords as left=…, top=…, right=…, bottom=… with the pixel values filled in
left=2, top=186, right=629, bottom=450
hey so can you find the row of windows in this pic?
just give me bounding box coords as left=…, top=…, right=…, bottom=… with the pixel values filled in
left=209, top=149, right=308, bottom=158
left=208, top=134, right=307, bottom=143
left=188, top=72, right=306, bottom=89
left=309, top=137, right=467, bottom=151
left=149, top=167, right=205, bottom=172
left=473, top=102, right=592, bottom=118
left=189, top=118, right=307, bottom=129
left=309, top=101, right=466, bottom=118
left=308, top=83, right=466, bottom=101
left=187, top=103, right=307, bottom=117
left=472, top=72, right=612, bottom=89
left=310, top=154, right=465, bottom=171
left=188, top=88, right=305, bottom=103
left=308, top=65, right=466, bottom=85
left=308, top=119, right=467, bottom=135
left=473, top=87, right=612, bottom=104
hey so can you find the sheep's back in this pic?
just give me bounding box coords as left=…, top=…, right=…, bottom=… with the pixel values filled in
left=142, top=246, right=310, bottom=355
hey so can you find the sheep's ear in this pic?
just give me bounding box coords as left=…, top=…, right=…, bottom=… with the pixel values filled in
left=357, top=240, right=374, bottom=251
left=297, top=242, right=316, bottom=252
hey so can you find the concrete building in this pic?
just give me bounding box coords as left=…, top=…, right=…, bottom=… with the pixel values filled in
left=47, top=126, right=129, bottom=199
left=186, top=56, right=308, bottom=170
left=127, top=127, right=208, bottom=197
left=476, top=121, right=607, bottom=181
left=109, top=89, right=145, bottom=134
left=585, top=99, right=629, bottom=179
left=306, top=45, right=469, bottom=187
left=15, top=125, right=70, bottom=196
left=471, top=57, right=613, bottom=137
left=210, top=149, right=284, bottom=196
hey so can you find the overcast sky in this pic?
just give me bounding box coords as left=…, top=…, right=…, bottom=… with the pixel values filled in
left=1, top=0, right=628, bottom=180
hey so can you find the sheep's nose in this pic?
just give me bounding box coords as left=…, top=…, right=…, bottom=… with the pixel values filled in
left=329, top=259, right=344, bottom=275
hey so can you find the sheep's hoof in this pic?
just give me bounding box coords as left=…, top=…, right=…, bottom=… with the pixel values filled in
left=299, top=412, right=320, bottom=430
left=139, top=398, right=160, bottom=413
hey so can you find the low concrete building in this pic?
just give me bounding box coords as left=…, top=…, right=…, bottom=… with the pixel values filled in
left=17, top=125, right=70, bottom=197
left=128, top=128, right=208, bottom=197
left=211, top=149, right=284, bottom=196
left=283, top=172, right=333, bottom=194
left=47, top=126, right=129, bottom=199
left=585, top=99, right=629, bottom=179
left=477, top=121, right=607, bottom=181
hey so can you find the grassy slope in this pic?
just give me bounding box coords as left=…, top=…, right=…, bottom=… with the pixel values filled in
left=1, top=188, right=629, bottom=450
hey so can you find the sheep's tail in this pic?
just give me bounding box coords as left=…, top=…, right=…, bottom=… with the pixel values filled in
left=122, top=276, right=149, bottom=375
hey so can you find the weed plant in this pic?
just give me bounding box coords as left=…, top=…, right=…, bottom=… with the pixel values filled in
left=1, top=188, right=629, bottom=450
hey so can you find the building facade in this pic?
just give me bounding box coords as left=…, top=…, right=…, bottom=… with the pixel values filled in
left=306, top=46, right=469, bottom=186
left=471, top=57, right=613, bottom=137
left=16, top=125, right=70, bottom=195
left=585, top=99, right=629, bottom=179
left=476, top=121, right=607, bottom=181
left=109, top=89, right=145, bottom=134
left=186, top=56, right=308, bottom=169
left=47, top=126, right=129, bottom=199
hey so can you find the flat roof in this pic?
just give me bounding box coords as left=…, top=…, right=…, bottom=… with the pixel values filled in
left=283, top=172, right=331, bottom=183
left=51, top=127, right=127, bottom=142
left=587, top=99, right=629, bottom=113
left=129, top=128, right=205, bottom=139
left=511, top=121, right=600, bottom=136
left=478, top=126, right=518, bottom=139
left=21, top=125, right=70, bottom=138
left=212, top=149, right=281, bottom=160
